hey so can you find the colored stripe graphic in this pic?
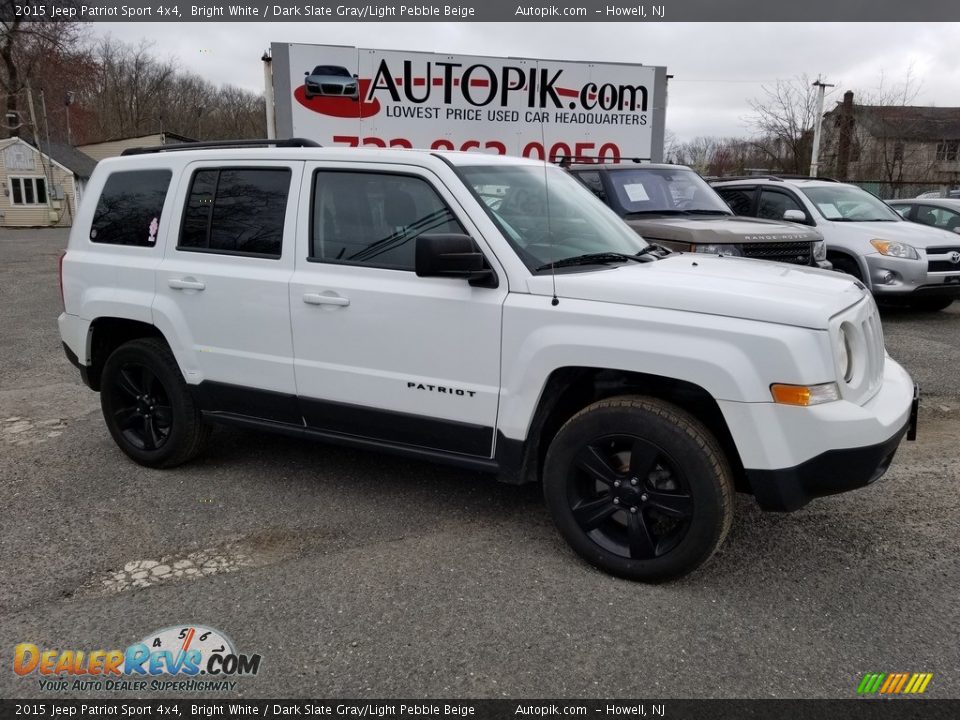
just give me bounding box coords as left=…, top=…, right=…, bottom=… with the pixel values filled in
left=858, top=672, right=933, bottom=695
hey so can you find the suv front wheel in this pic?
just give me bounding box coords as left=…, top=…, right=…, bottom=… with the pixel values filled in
left=543, top=396, right=734, bottom=581
left=100, top=338, right=210, bottom=468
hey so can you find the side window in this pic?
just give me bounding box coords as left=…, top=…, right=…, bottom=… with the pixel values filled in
left=90, top=170, right=172, bottom=246
left=915, top=205, right=959, bottom=230
left=716, top=187, right=755, bottom=216
left=179, top=168, right=291, bottom=258
left=573, top=171, right=606, bottom=201
left=758, top=189, right=807, bottom=222
left=310, top=171, right=465, bottom=271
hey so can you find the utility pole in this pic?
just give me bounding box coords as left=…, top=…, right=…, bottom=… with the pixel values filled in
left=65, top=92, right=75, bottom=145
left=39, top=88, right=55, bottom=209
left=809, top=76, right=835, bottom=177
left=25, top=81, right=52, bottom=208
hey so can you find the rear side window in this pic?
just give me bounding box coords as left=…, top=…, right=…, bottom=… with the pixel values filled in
left=90, top=170, right=172, bottom=246
left=716, top=187, right=755, bottom=216
left=179, top=168, right=291, bottom=258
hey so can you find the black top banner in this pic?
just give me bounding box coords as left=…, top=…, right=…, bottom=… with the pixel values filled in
left=2, top=0, right=960, bottom=22
left=1, top=699, right=960, bottom=720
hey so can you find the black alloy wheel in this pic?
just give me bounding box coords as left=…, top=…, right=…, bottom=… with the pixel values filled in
left=543, top=396, right=733, bottom=581
left=107, top=362, right=173, bottom=451
left=100, top=338, right=210, bottom=468
left=569, top=434, right=693, bottom=560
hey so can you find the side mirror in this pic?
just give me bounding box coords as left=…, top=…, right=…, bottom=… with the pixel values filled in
left=783, top=209, right=807, bottom=223
left=304, top=71, right=309, bottom=75
left=953, top=227, right=960, bottom=235
left=416, top=234, right=498, bottom=288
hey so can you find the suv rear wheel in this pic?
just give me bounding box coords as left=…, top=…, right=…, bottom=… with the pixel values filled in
left=543, top=396, right=733, bottom=581
left=100, top=338, right=210, bottom=468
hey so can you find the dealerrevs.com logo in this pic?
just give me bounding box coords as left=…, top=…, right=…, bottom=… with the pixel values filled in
left=14, top=625, right=261, bottom=692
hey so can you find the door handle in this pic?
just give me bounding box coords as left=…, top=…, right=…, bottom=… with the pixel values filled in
left=168, top=278, right=206, bottom=291
left=303, top=292, right=350, bottom=307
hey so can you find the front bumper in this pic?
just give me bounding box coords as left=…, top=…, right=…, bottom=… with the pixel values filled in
left=865, top=252, right=960, bottom=296
left=745, top=384, right=918, bottom=511
left=719, top=357, right=916, bottom=511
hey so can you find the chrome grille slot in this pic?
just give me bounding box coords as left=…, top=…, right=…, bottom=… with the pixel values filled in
left=741, top=242, right=811, bottom=265
left=836, top=298, right=885, bottom=405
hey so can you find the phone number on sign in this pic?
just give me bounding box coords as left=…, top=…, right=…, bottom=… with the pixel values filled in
left=332, top=135, right=626, bottom=162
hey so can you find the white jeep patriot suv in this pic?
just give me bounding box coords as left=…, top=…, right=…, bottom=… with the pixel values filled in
left=58, top=139, right=919, bottom=581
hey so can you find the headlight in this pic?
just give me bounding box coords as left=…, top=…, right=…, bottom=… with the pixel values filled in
left=836, top=325, right=853, bottom=382
left=691, top=244, right=742, bottom=256
left=870, top=239, right=919, bottom=260
left=814, top=240, right=827, bottom=261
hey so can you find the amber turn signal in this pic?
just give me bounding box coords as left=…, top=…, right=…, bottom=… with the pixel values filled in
left=770, top=382, right=840, bottom=406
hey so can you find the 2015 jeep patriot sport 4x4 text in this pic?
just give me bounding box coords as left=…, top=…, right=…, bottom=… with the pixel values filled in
left=58, top=140, right=919, bottom=581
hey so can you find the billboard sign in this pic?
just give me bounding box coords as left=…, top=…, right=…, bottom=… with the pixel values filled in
left=271, top=43, right=667, bottom=162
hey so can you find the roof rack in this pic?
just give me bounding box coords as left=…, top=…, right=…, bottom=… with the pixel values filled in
left=709, top=174, right=839, bottom=183
left=121, top=138, right=321, bottom=156
left=555, top=155, right=651, bottom=166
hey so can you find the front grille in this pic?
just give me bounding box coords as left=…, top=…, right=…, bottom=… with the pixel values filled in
left=927, top=246, right=960, bottom=273
left=929, top=260, right=960, bottom=272
left=321, top=84, right=343, bottom=94
left=837, top=298, right=885, bottom=406
left=861, top=309, right=885, bottom=397
left=741, top=241, right=811, bottom=265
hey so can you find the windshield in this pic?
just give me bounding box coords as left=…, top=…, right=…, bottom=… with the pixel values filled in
left=800, top=185, right=902, bottom=222
left=459, top=164, right=648, bottom=273
left=311, top=66, right=350, bottom=77
left=605, top=167, right=732, bottom=216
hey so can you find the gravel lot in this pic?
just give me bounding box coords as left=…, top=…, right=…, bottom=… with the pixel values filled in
left=1, top=227, right=958, bottom=699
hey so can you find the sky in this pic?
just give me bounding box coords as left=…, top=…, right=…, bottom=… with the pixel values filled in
left=96, top=22, right=960, bottom=142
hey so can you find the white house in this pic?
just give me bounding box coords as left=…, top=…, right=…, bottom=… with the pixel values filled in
left=0, top=137, right=96, bottom=227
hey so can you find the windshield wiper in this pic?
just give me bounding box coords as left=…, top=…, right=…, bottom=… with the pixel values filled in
left=535, top=252, right=647, bottom=272
left=623, top=209, right=689, bottom=217
left=683, top=209, right=732, bottom=215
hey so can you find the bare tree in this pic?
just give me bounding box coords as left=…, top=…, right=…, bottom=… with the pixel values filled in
left=86, top=37, right=265, bottom=142
left=0, top=1, right=84, bottom=136
left=674, top=136, right=721, bottom=174
left=746, top=75, right=824, bottom=174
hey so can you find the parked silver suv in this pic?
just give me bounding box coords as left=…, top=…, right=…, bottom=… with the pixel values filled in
left=711, top=176, right=960, bottom=311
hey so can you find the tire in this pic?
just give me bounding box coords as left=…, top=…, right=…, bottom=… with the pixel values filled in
left=830, top=255, right=863, bottom=281
left=100, top=338, right=210, bottom=468
left=543, top=396, right=734, bottom=582
left=910, top=297, right=954, bottom=312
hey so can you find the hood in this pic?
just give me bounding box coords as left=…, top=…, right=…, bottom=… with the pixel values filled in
left=527, top=254, right=865, bottom=329
left=625, top=215, right=823, bottom=245
left=826, top=220, right=958, bottom=249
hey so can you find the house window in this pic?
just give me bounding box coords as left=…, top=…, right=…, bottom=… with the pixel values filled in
left=9, top=177, right=47, bottom=205
left=936, top=140, right=960, bottom=162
